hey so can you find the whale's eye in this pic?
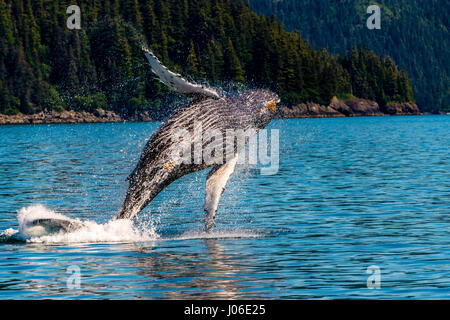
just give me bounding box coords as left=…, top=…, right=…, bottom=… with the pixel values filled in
left=265, top=101, right=277, bottom=112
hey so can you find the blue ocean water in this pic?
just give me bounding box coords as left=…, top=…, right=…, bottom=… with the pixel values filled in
left=0, top=115, right=449, bottom=299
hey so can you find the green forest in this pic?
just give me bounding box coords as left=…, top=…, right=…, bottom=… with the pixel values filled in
left=0, top=0, right=415, bottom=118
left=250, top=0, right=449, bottom=113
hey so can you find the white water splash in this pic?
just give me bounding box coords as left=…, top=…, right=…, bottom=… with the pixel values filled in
left=9, top=204, right=159, bottom=243
left=0, top=204, right=265, bottom=244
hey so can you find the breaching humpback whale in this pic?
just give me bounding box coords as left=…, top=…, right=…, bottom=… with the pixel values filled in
left=29, top=44, right=279, bottom=233
left=113, top=45, right=279, bottom=231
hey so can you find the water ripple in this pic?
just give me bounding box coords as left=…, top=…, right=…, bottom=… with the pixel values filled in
left=0, top=116, right=449, bottom=299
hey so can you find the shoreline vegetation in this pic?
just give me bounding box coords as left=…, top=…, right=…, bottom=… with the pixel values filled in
left=0, top=97, right=423, bottom=125
left=1, top=0, right=418, bottom=120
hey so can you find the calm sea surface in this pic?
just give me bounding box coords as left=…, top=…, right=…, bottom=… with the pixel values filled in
left=0, top=115, right=449, bottom=299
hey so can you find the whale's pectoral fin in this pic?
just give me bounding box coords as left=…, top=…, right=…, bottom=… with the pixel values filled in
left=204, top=155, right=239, bottom=232
left=141, top=44, right=220, bottom=100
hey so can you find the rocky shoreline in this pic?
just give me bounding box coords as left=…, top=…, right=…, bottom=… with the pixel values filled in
left=277, top=97, right=421, bottom=118
left=0, top=109, right=152, bottom=125
left=0, top=98, right=421, bottom=125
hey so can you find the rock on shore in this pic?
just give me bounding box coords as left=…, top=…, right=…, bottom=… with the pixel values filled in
left=381, top=102, right=421, bottom=115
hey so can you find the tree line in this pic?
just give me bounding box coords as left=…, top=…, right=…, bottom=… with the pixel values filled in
left=250, top=0, right=448, bottom=112
left=0, top=0, right=415, bottom=118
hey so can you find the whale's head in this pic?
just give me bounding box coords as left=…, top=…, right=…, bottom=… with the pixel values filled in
left=260, top=90, right=280, bottom=113
left=238, top=89, right=280, bottom=128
